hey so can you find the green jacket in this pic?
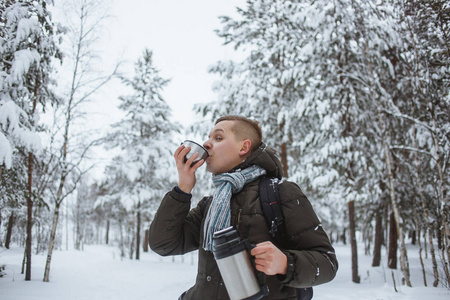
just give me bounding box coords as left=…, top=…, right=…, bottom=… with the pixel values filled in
left=149, top=144, right=338, bottom=299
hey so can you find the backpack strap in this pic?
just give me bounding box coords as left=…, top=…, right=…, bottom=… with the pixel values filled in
left=258, top=176, right=286, bottom=246
left=259, top=176, right=314, bottom=300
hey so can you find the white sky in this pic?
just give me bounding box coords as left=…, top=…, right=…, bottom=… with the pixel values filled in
left=48, top=0, right=246, bottom=179
left=98, top=0, right=246, bottom=129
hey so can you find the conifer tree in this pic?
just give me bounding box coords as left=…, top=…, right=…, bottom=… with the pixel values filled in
left=0, top=0, right=62, bottom=280
left=104, top=48, right=179, bottom=259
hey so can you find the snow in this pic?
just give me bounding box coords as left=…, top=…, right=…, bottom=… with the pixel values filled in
left=1, top=243, right=449, bottom=300
left=0, top=132, right=13, bottom=168
left=10, top=49, right=40, bottom=81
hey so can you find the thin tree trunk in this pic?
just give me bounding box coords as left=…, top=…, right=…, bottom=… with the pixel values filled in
left=43, top=203, right=61, bottom=282
left=136, top=201, right=141, bottom=260
left=35, top=205, right=41, bottom=254
left=143, top=229, right=149, bottom=252
left=348, top=200, right=360, bottom=283
left=383, top=143, right=411, bottom=286
left=372, top=210, right=382, bottom=267
left=129, top=226, right=135, bottom=260
left=5, top=211, right=14, bottom=249
left=413, top=123, right=439, bottom=286
left=407, top=13, right=449, bottom=286
left=21, top=248, right=26, bottom=274
left=388, top=212, right=397, bottom=269
left=75, top=197, right=81, bottom=250
left=66, top=200, right=69, bottom=250
left=413, top=206, right=427, bottom=286
left=280, top=142, right=288, bottom=178
left=106, top=219, right=110, bottom=244
left=119, top=221, right=125, bottom=259
left=25, top=152, right=33, bottom=281
left=410, top=230, right=416, bottom=245
left=0, top=208, right=3, bottom=247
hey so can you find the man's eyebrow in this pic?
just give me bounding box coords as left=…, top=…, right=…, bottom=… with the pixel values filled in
left=208, top=128, right=224, bottom=138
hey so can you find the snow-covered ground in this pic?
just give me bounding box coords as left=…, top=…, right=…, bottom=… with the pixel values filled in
left=1, top=243, right=449, bottom=299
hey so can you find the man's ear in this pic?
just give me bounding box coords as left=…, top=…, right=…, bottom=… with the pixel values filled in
left=239, top=140, right=252, bottom=156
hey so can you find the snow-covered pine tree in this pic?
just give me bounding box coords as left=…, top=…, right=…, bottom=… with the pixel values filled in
left=196, top=0, right=449, bottom=286
left=195, top=0, right=328, bottom=179
left=0, top=0, right=62, bottom=281
left=104, top=48, right=179, bottom=259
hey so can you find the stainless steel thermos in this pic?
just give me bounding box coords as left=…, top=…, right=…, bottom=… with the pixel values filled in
left=212, top=226, right=268, bottom=300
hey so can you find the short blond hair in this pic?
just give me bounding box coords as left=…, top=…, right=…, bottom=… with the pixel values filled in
left=215, top=115, right=262, bottom=153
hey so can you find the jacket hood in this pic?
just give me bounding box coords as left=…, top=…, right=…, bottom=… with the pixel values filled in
left=232, top=142, right=283, bottom=179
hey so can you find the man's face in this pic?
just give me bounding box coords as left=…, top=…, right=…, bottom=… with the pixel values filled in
left=203, top=120, right=246, bottom=175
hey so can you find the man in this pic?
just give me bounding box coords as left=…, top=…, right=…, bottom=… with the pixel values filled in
left=149, top=115, right=338, bottom=299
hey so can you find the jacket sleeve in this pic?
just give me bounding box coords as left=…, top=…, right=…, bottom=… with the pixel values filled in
left=277, top=181, right=338, bottom=288
left=148, top=187, right=206, bottom=256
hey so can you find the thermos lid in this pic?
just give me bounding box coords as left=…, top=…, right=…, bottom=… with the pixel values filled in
left=212, top=226, right=247, bottom=260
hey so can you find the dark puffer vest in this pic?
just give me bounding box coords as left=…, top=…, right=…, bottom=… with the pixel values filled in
left=149, top=144, right=338, bottom=299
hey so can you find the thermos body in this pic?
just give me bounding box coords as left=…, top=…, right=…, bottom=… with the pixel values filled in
left=212, top=227, right=267, bottom=300
left=215, top=250, right=261, bottom=300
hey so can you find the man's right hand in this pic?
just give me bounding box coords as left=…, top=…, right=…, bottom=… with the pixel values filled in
left=174, top=144, right=205, bottom=194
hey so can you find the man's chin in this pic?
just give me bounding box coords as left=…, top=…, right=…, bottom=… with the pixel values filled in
left=206, top=164, right=221, bottom=175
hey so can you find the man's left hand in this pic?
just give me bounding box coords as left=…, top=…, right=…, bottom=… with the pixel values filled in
left=250, top=241, right=287, bottom=275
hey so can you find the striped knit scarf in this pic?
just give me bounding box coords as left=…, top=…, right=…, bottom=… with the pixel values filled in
left=203, top=165, right=267, bottom=251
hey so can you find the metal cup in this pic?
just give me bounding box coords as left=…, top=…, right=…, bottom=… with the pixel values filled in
left=182, top=140, right=209, bottom=166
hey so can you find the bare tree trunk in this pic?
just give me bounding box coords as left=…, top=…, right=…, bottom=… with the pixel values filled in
left=106, top=219, right=110, bottom=244
left=423, top=230, right=428, bottom=259
left=410, top=230, right=416, bottom=245
left=5, top=211, right=14, bottom=249
left=21, top=248, right=26, bottom=274
left=25, top=152, right=33, bottom=281
left=383, top=142, right=411, bottom=286
left=348, top=200, right=360, bottom=283
left=75, top=197, right=82, bottom=250
left=43, top=203, right=61, bottom=282
left=388, top=212, right=397, bottom=269
left=372, top=210, right=382, bottom=267
left=66, top=199, right=69, bottom=250
left=413, top=123, right=439, bottom=286
left=119, top=221, right=125, bottom=259
left=136, top=201, right=141, bottom=260
left=129, top=226, right=135, bottom=260
left=143, top=229, right=149, bottom=252
left=407, top=13, right=449, bottom=286
left=280, top=142, right=288, bottom=178
left=0, top=209, right=2, bottom=247
left=413, top=206, right=427, bottom=286
left=35, top=205, right=42, bottom=254
left=40, top=0, right=118, bottom=280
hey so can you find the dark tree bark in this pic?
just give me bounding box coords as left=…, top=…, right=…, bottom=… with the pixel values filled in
left=105, top=219, right=110, bottom=244
left=388, top=212, right=398, bottom=269
left=372, top=210, right=383, bottom=267
left=348, top=200, right=360, bottom=283
left=5, top=211, right=14, bottom=249
left=280, top=142, right=288, bottom=178
left=25, top=152, right=33, bottom=281
left=135, top=201, right=141, bottom=260
left=143, top=229, right=149, bottom=252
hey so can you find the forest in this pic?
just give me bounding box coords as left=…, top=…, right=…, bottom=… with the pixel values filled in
left=0, top=0, right=449, bottom=293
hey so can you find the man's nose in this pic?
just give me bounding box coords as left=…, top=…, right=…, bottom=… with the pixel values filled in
left=203, top=140, right=211, bottom=150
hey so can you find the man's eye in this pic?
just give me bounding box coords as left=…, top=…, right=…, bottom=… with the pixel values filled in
left=216, top=136, right=222, bottom=141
